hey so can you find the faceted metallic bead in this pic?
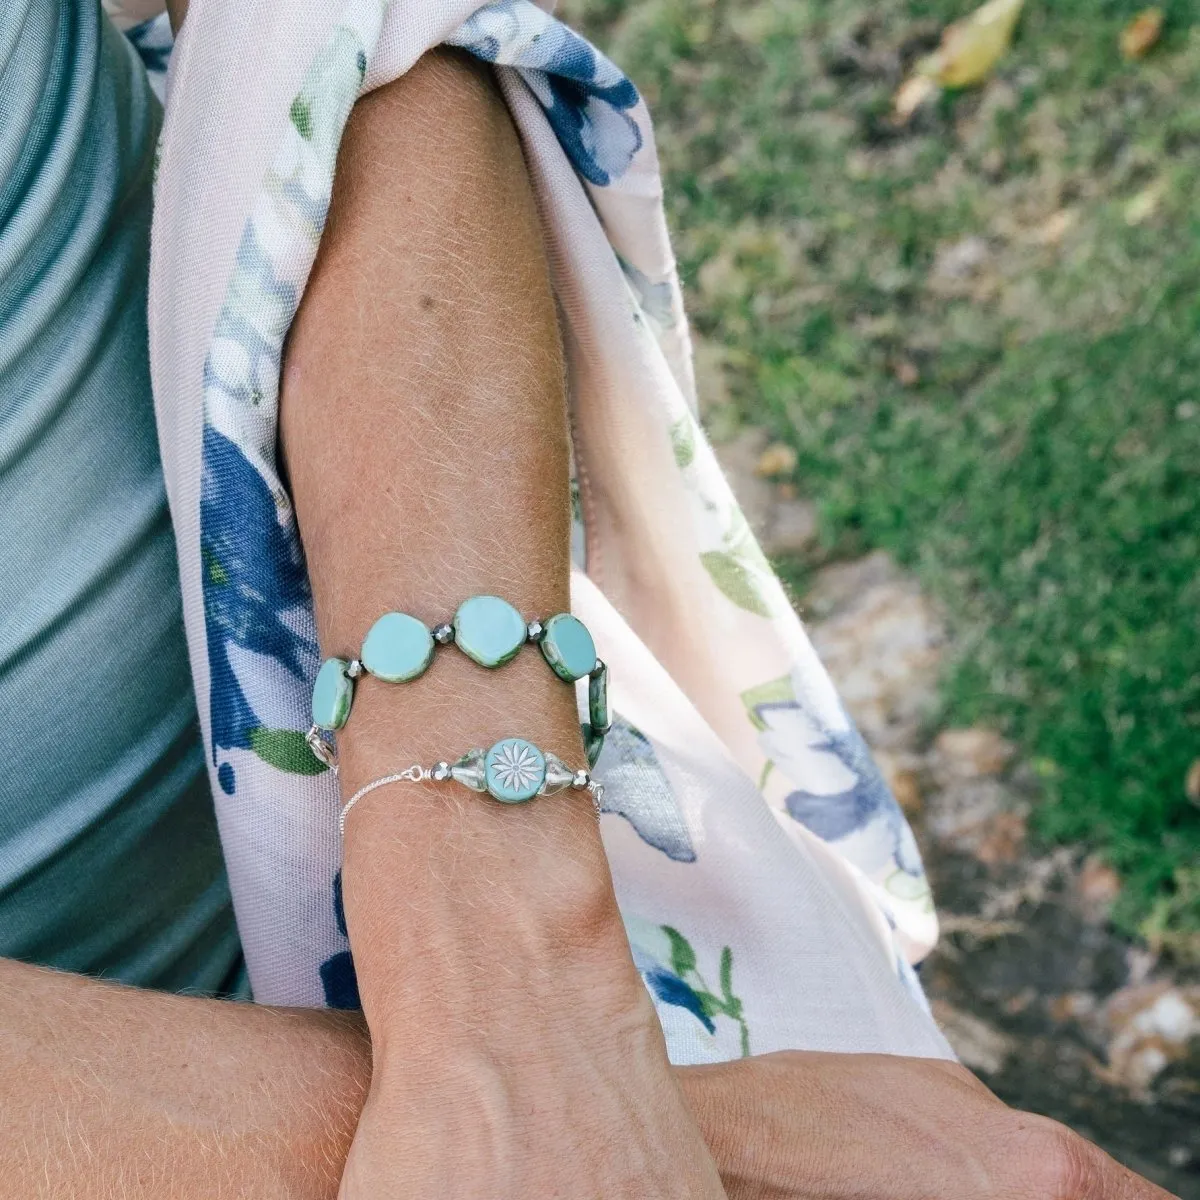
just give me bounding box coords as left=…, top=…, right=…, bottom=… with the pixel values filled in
left=450, top=749, right=488, bottom=792
left=432, top=622, right=455, bottom=645
left=571, top=769, right=590, bottom=790
left=526, top=619, right=544, bottom=642
left=541, top=755, right=576, bottom=795
left=431, top=761, right=452, bottom=781
left=346, top=659, right=364, bottom=679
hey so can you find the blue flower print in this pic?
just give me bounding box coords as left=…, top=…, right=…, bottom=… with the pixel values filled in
left=596, top=720, right=696, bottom=862
left=642, top=964, right=716, bottom=1033
left=745, top=674, right=926, bottom=880
left=319, top=871, right=361, bottom=1010
left=125, top=14, right=173, bottom=77
left=769, top=712, right=925, bottom=879
left=627, top=921, right=750, bottom=1056
left=201, top=426, right=320, bottom=785
left=448, top=1, right=643, bottom=186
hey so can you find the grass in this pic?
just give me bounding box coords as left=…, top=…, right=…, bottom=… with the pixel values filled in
left=563, top=0, right=1200, bottom=953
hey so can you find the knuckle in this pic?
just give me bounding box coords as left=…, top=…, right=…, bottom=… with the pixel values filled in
left=1031, top=1123, right=1099, bottom=1198
left=996, top=1114, right=1098, bottom=1198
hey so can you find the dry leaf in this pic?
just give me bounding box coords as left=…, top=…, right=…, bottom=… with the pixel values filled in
left=1125, top=179, right=1166, bottom=225
left=1032, top=208, right=1078, bottom=246
left=919, top=0, right=1026, bottom=88
left=1185, top=758, right=1200, bottom=807
left=1120, top=8, right=1164, bottom=60
left=755, top=442, right=798, bottom=477
left=893, top=74, right=940, bottom=123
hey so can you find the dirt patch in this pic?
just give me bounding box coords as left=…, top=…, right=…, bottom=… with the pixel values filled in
left=796, top=550, right=1200, bottom=1196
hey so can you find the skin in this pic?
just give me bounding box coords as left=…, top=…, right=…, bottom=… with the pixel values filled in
left=2, top=6, right=1178, bottom=1197
left=279, top=45, right=723, bottom=1200
left=0, top=960, right=1176, bottom=1199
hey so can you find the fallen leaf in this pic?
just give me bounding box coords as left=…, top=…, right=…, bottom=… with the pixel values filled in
left=1078, top=856, right=1122, bottom=910
left=934, top=726, right=1016, bottom=777
left=893, top=74, right=940, bottom=123
left=1124, top=179, right=1166, bottom=225
left=754, top=441, right=798, bottom=478
left=920, top=0, right=1025, bottom=88
left=974, top=810, right=1027, bottom=865
left=1032, top=208, right=1078, bottom=246
left=1120, top=8, right=1164, bottom=60
left=1186, top=758, right=1200, bottom=807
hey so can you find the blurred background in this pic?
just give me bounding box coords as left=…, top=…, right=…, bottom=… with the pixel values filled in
left=563, top=0, right=1199, bottom=1189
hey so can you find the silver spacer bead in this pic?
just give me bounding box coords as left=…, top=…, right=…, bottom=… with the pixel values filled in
left=527, top=619, right=544, bottom=642
left=432, top=623, right=455, bottom=645
left=591, top=657, right=606, bottom=678
left=571, top=769, right=590, bottom=790
left=431, top=760, right=452, bottom=782
left=346, top=659, right=364, bottom=679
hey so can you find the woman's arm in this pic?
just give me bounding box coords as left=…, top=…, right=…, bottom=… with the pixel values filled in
left=0, top=957, right=1173, bottom=1199
left=278, top=46, right=724, bottom=1199
left=0, top=958, right=368, bottom=1199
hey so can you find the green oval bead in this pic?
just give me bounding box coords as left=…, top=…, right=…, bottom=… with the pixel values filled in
left=311, top=658, right=353, bottom=730
left=453, top=595, right=526, bottom=668
left=361, top=612, right=434, bottom=683
left=484, top=738, right=546, bottom=803
left=540, top=613, right=597, bottom=683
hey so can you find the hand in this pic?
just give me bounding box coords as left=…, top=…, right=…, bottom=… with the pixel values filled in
left=678, top=1051, right=1178, bottom=1200
left=339, top=986, right=727, bottom=1199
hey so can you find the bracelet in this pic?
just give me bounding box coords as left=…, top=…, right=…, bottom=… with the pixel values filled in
left=338, top=737, right=604, bottom=834
left=307, top=595, right=611, bottom=769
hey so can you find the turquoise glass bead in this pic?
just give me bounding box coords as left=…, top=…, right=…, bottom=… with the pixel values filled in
left=453, top=595, right=527, bottom=668
left=588, top=661, right=609, bottom=732
left=484, top=738, right=546, bottom=803
left=312, top=658, right=353, bottom=731
left=539, top=613, right=597, bottom=683
left=361, top=612, right=434, bottom=683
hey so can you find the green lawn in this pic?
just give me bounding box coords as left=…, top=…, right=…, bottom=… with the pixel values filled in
left=565, top=0, right=1200, bottom=954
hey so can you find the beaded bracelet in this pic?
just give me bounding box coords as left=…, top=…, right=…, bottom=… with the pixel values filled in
left=338, top=737, right=604, bottom=834
left=306, top=595, right=611, bottom=769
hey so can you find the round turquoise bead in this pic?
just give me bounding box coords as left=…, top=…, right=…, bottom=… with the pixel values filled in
left=361, top=612, right=434, bottom=683
left=484, top=738, right=546, bottom=803
left=540, top=613, right=597, bottom=683
left=311, top=658, right=353, bottom=731
left=453, top=595, right=527, bottom=668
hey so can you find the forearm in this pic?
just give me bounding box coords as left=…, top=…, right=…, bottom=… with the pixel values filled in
left=280, top=50, right=645, bottom=1055
left=0, top=958, right=369, bottom=1199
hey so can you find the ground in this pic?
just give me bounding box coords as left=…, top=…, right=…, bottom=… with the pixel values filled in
left=564, top=0, right=1200, bottom=955
left=560, top=0, right=1200, bottom=1185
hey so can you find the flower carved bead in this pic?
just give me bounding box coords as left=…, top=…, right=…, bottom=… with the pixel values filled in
left=484, top=738, right=547, bottom=803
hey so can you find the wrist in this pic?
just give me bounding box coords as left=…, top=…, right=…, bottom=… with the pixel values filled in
left=340, top=765, right=640, bottom=1040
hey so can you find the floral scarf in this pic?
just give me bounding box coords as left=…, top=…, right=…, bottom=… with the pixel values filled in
left=129, top=0, right=950, bottom=1062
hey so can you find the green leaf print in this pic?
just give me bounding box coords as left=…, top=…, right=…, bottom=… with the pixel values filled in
left=663, top=925, right=697, bottom=977
left=669, top=415, right=695, bottom=468
left=740, top=674, right=795, bottom=731
left=719, top=946, right=735, bottom=1004
left=659, top=925, right=751, bottom=1057
left=249, top=728, right=329, bottom=775
left=700, top=550, right=772, bottom=617
left=289, top=96, right=314, bottom=140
